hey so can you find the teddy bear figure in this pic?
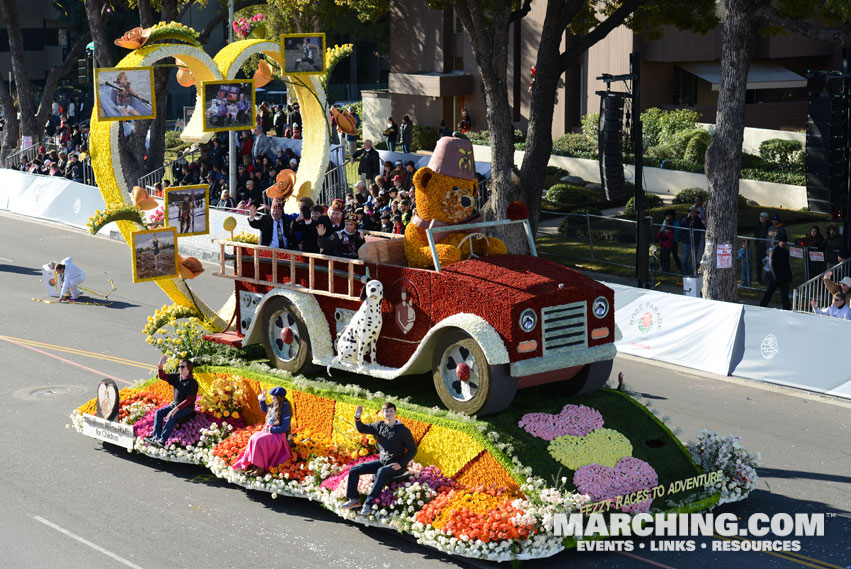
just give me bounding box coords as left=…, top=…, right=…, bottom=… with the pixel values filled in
left=405, top=135, right=507, bottom=269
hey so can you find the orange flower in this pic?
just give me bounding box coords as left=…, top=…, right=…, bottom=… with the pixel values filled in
left=114, top=27, right=151, bottom=49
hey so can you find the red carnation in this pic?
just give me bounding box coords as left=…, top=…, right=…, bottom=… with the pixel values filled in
left=507, top=201, right=529, bottom=221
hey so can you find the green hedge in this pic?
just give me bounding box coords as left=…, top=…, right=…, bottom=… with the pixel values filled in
left=412, top=125, right=440, bottom=152
left=758, top=138, right=803, bottom=170
left=623, top=194, right=664, bottom=216
left=672, top=187, right=708, bottom=205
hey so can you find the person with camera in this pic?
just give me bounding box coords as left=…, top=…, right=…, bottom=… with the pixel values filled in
left=341, top=402, right=417, bottom=516
left=146, top=357, right=198, bottom=447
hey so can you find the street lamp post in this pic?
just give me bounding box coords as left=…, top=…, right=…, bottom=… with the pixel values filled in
left=228, top=0, right=237, bottom=202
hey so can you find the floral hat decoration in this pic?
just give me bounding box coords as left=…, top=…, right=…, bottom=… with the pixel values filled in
left=132, top=186, right=159, bottom=210
left=114, top=27, right=151, bottom=49
left=332, top=107, right=359, bottom=136
left=266, top=169, right=297, bottom=200
left=177, top=255, right=205, bottom=279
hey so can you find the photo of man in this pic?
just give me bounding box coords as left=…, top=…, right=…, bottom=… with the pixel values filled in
left=165, top=185, right=209, bottom=237
left=202, top=80, right=255, bottom=132
left=282, top=34, right=325, bottom=75
left=132, top=228, right=178, bottom=282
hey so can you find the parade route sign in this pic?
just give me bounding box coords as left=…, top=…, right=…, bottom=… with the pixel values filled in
left=81, top=415, right=135, bottom=449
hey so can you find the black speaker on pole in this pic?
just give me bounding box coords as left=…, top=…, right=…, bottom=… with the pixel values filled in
left=805, top=93, right=847, bottom=215
left=598, top=93, right=626, bottom=201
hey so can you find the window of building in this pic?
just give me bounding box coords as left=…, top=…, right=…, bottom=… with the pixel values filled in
left=673, top=66, right=698, bottom=106
left=453, top=56, right=464, bottom=71
left=22, top=28, right=45, bottom=51
left=452, top=7, right=464, bottom=34
left=453, top=96, right=462, bottom=129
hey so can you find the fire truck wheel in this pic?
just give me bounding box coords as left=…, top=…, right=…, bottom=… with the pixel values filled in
left=432, top=330, right=517, bottom=416
left=546, top=359, right=614, bottom=397
left=262, top=297, right=315, bottom=374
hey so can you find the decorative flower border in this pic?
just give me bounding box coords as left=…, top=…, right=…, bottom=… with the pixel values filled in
left=68, top=367, right=752, bottom=562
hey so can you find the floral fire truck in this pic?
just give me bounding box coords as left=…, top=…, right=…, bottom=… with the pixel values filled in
left=206, top=218, right=616, bottom=415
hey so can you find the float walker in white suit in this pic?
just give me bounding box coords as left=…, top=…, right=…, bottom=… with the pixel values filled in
left=56, top=257, right=86, bottom=300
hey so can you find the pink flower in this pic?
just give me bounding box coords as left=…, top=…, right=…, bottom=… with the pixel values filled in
left=518, top=404, right=604, bottom=440
left=573, top=457, right=658, bottom=514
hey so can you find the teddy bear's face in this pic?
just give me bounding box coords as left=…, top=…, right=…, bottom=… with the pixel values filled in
left=440, top=183, right=477, bottom=223
left=413, top=167, right=478, bottom=224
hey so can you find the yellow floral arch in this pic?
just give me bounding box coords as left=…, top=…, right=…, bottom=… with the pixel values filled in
left=89, top=39, right=330, bottom=328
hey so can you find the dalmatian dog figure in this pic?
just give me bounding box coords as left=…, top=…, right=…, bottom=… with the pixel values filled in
left=327, top=280, right=384, bottom=375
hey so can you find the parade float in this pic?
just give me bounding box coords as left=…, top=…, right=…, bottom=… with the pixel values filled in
left=70, top=23, right=760, bottom=562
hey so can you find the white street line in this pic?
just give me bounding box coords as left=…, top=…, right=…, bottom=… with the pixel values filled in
left=0, top=256, right=14, bottom=262
left=32, top=515, right=146, bottom=569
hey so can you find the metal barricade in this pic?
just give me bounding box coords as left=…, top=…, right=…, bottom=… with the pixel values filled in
left=4, top=141, right=62, bottom=169
left=137, top=147, right=201, bottom=190
left=792, top=259, right=851, bottom=313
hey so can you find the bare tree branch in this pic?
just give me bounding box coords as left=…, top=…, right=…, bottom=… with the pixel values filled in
left=36, top=32, right=92, bottom=127
left=509, top=0, right=532, bottom=24
left=754, top=4, right=850, bottom=45
left=178, top=0, right=198, bottom=21
left=560, top=0, right=646, bottom=66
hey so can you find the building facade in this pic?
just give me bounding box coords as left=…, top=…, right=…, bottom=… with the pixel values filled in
left=383, top=1, right=841, bottom=138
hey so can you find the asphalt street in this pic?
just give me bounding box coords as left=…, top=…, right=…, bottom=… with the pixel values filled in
left=1, top=210, right=848, bottom=569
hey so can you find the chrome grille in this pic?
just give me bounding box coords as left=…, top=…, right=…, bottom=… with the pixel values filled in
left=541, top=301, right=587, bottom=353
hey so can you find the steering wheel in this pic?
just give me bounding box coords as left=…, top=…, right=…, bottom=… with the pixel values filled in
left=457, top=232, right=490, bottom=260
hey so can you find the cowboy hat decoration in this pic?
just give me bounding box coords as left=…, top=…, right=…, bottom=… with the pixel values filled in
left=114, top=27, right=152, bottom=49
left=132, top=186, right=159, bottom=210
left=332, top=107, right=359, bottom=136
left=266, top=169, right=297, bottom=200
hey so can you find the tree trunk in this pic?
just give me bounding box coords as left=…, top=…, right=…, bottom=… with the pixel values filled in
left=703, top=0, right=757, bottom=301
left=1, top=0, right=39, bottom=143
left=0, top=79, right=20, bottom=162
left=454, top=0, right=525, bottom=251
left=519, top=3, right=571, bottom=236
left=85, top=0, right=114, bottom=68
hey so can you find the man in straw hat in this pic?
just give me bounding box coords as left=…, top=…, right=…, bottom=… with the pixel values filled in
left=248, top=198, right=292, bottom=249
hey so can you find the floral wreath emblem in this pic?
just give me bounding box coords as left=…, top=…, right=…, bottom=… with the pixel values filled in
left=760, top=334, right=779, bottom=360
left=391, top=280, right=418, bottom=335
left=457, top=148, right=473, bottom=174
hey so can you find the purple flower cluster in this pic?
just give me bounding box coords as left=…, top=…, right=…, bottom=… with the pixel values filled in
left=132, top=402, right=244, bottom=446
left=372, top=465, right=457, bottom=508
left=414, top=465, right=456, bottom=491
left=319, top=454, right=380, bottom=490
left=573, top=457, right=659, bottom=514
left=518, top=404, right=604, bottom=440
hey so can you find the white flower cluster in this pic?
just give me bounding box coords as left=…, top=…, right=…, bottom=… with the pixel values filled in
left=408, top=524, right=563, bottom=562
left=515, top=476, right=590, bottom=534
left=687, top=430, right=760, bottom=505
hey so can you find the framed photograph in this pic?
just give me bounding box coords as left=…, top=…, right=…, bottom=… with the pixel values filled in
left=95, top=67, right=156, bottom=122
left=201, top=80, right=256, bottom=132
left=281, top=33, right=326, bottom=75
left=165, top=185, right=209, bottom=237
left=131, top=227, right=179, bottom=283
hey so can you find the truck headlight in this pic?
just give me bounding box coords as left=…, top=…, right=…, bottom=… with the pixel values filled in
left=592, top=296, right=609, bottom=319
left=519, top=308, right=537, bottom=332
